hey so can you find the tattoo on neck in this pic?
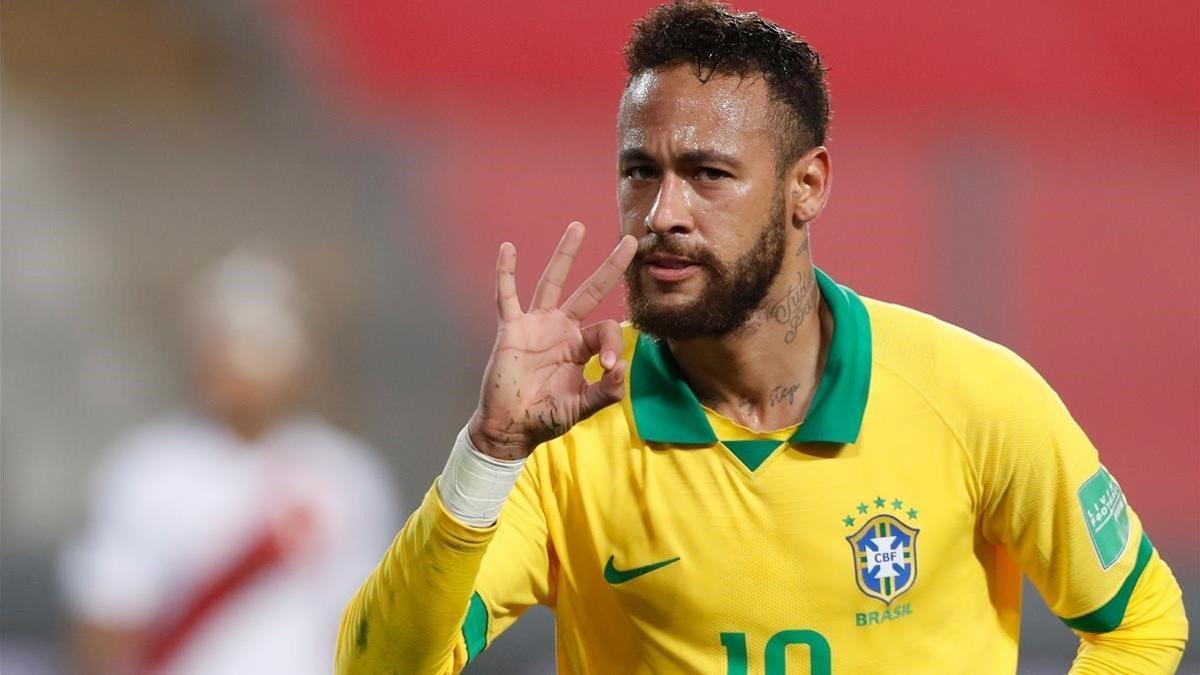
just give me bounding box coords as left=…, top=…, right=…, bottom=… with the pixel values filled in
left=768, top=271, right=817, bottom=343
left=733, top=383, right=804, bottom=417
left=796, top=238, right=810, bottom=256
left=737, top=398, right=754, bottom=416
left=768, top=383, right=803, bottom=407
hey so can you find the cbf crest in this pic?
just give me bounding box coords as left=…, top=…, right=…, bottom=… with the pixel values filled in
left=846, top=514, right=919, bottom=605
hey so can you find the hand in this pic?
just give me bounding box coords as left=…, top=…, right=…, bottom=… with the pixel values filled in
left=468, top=222, right=638, bottom=460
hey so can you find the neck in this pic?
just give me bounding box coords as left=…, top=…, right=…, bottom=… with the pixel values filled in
left=668, top=261, right=831, bottom=432
left=221, top=411, right=274, bottom=444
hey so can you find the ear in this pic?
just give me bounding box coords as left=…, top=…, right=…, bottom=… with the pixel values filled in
left=785, top=146, right=832, bottom=226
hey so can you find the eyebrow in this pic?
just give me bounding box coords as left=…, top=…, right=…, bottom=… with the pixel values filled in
left=618, top=148, right=742, bottom=168
left=678, top=149, right=741, bottom=167
left=618, top=148, right=655, bottom=165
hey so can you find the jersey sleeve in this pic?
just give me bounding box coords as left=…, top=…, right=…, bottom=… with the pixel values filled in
left=335, top=448, right=557, bottom=674
left=961, top=347, right=1188, bottom=671
left=59, top=438, right=178, bottom=627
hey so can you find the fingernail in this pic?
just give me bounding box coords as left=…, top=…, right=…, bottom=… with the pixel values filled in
left=601, top=352, right=615, bottom=369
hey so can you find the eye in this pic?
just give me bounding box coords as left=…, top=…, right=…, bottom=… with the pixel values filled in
left=623, top=165, right=659, bottom=181
left=695, top=167, right=731, bottom=181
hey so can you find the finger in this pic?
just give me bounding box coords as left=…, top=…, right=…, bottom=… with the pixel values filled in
left=562, top=235, right=638, bottom=322
left=580, top=320, right=623, bottom=370
left=530, top=221, right=585, bottom=311
left=580, top=359, right=627, bottom=420
left=495, top=242, right=522, bottom=321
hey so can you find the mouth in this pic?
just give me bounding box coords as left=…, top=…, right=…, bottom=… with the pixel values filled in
left=642, top=253, right=701, bottom=282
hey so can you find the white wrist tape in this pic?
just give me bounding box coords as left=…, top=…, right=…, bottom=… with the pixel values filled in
left=438, top=425, right=527, bottom=527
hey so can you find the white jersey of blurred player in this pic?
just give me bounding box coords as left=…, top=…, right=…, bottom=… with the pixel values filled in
left=62, top=414, right=397, bottom=675
left=60, top=249, right=399, bottom=674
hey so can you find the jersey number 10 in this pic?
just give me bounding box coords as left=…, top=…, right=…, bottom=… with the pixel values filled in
left=720, top=630, right=831, bottom=675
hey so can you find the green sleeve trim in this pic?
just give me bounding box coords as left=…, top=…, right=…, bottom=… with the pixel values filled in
left=461, top=592, right=489, bottom=663
left=1060, top=532, right=1153, bottom=633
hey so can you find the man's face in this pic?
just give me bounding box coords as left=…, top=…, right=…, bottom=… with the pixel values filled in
left=194, top=328, right=302, bottom=439
left=617, top=65, right=790, bottom=340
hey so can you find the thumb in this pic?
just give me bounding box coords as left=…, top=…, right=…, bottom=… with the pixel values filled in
left=579, top=359, right=627, bottom=420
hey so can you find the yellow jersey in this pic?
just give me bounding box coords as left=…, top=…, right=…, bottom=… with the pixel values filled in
left=337, top=269, right=1187, bottom=674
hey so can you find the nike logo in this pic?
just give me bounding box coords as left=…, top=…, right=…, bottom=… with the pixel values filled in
left=603, top=554, right=681, bottom=584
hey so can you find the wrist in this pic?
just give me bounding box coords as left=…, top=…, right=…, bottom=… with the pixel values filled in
left=438, top=425, right=527, bottom=528
left=467, top=414, right=534, bottom=461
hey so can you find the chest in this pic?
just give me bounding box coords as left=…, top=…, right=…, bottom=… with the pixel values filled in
left=551, top=417, right=983, bottom=654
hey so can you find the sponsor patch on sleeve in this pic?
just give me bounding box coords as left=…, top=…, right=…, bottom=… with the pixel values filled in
left=1078, top=466, right=1131, bottom=570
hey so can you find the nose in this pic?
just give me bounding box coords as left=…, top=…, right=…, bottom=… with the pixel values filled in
left=644, top=174, right=694, bottom=235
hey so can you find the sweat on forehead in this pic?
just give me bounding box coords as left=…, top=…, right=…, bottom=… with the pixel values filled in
left=617, top=66, right=775, bottom=145
left=622, top=1, right=830, bottom=164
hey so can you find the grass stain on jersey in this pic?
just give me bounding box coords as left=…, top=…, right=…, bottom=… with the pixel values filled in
left=355, top=615, right=370, bottom=653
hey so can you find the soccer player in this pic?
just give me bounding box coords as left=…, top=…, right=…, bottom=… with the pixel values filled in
left=336, top=2, right=1188, bottom=673
left=63, top=250, right=399, bottom=675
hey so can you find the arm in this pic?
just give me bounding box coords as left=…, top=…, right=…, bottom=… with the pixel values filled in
left=967, top=351, right=1187, bottom=672
left=1068, top=544, right=1187, bottom=674
left=69, top=621, right=145, bottom=675
left=335, top=223, right=637, bottom=674
left=59, top=439, right=173, bottom=675
left=334, top=473, right=536, bottom=674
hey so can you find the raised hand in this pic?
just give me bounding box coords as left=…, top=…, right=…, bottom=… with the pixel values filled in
left=467, top=222, right=638, bottom=460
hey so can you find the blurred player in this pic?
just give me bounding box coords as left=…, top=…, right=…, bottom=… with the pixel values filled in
left=336, top=2, right=1187, bottom=673
left=61, top=249, right=399, bottom=675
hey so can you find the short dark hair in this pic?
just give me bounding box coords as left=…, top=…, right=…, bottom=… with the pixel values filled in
left=624, top=1, right=830, bottom=170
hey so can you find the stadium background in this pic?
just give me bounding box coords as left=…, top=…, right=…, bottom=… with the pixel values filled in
left=1, top=0, right=1195, bottom=672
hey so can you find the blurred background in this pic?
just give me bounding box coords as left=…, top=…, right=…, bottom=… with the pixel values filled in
left=2, top=0, right=1196, bottom=673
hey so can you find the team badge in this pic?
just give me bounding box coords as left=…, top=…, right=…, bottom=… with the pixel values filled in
left=846, top=514, right=919, bottom=605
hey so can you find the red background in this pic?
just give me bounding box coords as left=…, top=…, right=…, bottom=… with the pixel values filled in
left=275, top=0, right=1199, bottom=546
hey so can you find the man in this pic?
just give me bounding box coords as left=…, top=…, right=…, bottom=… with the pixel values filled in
left=62, top=250, right=399, bottom=675
left=337, top=2, right=1187, bottom=673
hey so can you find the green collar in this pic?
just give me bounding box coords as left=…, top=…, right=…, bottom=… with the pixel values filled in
left=629, top=267, right=872, bottom=445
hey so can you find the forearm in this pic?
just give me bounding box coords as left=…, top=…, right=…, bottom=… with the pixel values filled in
left=335, top=225, right=629, bottom=672
left=70, top=620, right=145, bottom=675
left=1071, top=634, right=1186, bottom=674
left=1068, top=552, right=1188, bottom=674
left=335, top=428, right=526, bottom=674
left=335, top=483, right=497, bottom=675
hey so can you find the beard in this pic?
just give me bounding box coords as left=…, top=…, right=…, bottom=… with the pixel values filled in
left=624, top=192, right=789, bottom=341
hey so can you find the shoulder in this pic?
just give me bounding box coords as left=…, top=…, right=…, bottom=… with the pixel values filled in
left=85, top=414, right=232, bottom=516
left=273, top=415, right=375, bottom=459
left=862, top=297, right=1070, bottom=442
left=266, top=416, right=401, bottom=536
left=270, top=415, right=395, bottom=487
left=865, top=298, right=1053, bottom=402
left=95, top=414, right=224, bottom=483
